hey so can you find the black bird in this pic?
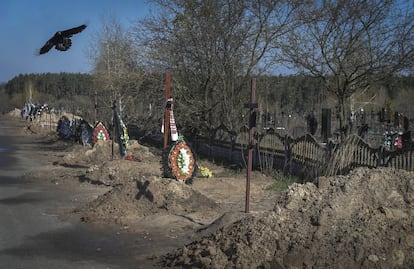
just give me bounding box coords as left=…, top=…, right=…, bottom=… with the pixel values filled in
left=39, top=24, right=87, bottom=55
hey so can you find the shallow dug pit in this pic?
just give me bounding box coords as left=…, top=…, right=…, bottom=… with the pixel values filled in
left=161, top=167, right=414, bottom=269
left=78, top=175, right=222, bottom=228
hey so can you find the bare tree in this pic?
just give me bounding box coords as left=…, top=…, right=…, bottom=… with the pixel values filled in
left=278, top=0, right=414, bottom=137
left=88, top=15, right=146, bottom=124
left=132, top=0, right=297, bottom=137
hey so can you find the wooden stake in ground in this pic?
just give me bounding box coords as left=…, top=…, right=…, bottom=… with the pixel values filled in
left=163, top=71, right=172, bottom=177
left=245, top=78, right=258, bottom=213
left=163, top=71, right=171, bottom=151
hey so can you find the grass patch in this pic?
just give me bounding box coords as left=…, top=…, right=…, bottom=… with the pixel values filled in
left=266, top=172, right=302, bottom=192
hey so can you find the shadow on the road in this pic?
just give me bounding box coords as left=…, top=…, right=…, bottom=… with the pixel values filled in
left=0, top=223, right=145, bottom=268
left=0, top=192, right=49, bottom=205
left=0, top=176, right=32, bottom=185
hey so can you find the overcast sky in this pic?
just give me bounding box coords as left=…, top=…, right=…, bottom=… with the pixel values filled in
left=0, top=0, right=150, bottom=83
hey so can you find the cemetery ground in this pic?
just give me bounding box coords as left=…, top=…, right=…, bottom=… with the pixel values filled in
left=1, top=110, right=413, bottom=268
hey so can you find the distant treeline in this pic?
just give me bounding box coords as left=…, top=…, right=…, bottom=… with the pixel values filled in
left=4, top=73, right=94, bottom=100
left=5, top=72, right=414, bottom=105
left=2, top=72, right=414, bottom=131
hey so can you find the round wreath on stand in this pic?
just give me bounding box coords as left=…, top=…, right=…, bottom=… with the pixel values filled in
left=165, top=136, right=196, bottom=184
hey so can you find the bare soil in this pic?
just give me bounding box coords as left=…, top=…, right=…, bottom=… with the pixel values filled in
left=5, top=110, right=414, bottom=269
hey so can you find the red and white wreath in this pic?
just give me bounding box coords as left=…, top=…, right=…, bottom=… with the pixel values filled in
left=93, top=122, right=110, bottom=144
left=168, top=137, right=196, bottom=182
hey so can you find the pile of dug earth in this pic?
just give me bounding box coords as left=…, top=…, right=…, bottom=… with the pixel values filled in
left=161, top=167, right=413, bottom=269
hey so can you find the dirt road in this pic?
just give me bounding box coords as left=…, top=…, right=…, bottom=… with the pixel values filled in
left=0, top=116, right=166, bottom=268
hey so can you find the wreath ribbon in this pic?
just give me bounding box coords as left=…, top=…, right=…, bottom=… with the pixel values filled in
left=170, top=109, right=178, bottom=141
left=162, top=98, right=179, bottom=141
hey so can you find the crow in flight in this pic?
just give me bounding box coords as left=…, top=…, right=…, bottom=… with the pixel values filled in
left=39, top=24, right=87, bottom=55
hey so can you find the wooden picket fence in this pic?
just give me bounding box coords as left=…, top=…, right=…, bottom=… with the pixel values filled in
left=192, top=126, right=414, bottom=179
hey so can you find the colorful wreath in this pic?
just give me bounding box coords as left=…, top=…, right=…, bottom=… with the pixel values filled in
left=93, top=122, right=110, bottom=144
left=167, top=136, right=196, bottom=183
left=119, top=119, right=129, bottom=148
left=113, top=109, right=129, bottom=157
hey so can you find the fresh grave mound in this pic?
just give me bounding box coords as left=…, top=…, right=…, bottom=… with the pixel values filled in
left=162, top=167, right=414, bottom=269
left=62, top=140, right=113, bottom=164
left=62, top=139, right=157, bottom=165
left=77, top=141, right=162, bottom=186
left=7, top=108, right=22, bottom=118
left=7, top=108, right=81, bottom=135
left=83, top=158, right=162, bottom=186
left=79, top=175, right=221, bottom=226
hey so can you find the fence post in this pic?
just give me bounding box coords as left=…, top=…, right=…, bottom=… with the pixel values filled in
left=377, top=146, right=384, bottom=167
left=321, top=108, right=331, bottom=142
left=283, top=135, right=292, bottom=175
left=324, top=140, right=333, bottom=176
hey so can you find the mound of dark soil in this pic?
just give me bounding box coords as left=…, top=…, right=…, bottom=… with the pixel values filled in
left=79, top=175, right=222, bottom=227
left=162, top=167, right=414, bottom=269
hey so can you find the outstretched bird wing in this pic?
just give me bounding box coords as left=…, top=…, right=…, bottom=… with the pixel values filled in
left=38, top=24, right=87, bottom=55
left=60, top=24, right=87, bottom=37
left=39, top=37, right=56, bottom=54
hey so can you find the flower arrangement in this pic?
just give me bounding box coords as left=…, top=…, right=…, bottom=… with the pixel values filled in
left=120, top=121, right=129, bottom=149
left=93, top=122, right=110, bottom=144
left=198, top=165, right=213, bottom=178
left=96, top=130, right=106, bottom=141
left=168, top=136, right=196, bottom=182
